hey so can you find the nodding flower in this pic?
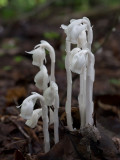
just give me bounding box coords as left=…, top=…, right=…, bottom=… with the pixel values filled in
left=69, top=48, right=87, bottom=74
left=37, top=40, right=56, bottom=81
left=34, top=65, right=49, bottom=90
left=43, top=81, right=58, bottom=106
left=25, top=108, right=54, bottom=128
left=61, top=19, right=87, bottom=44
left=17, top=93, right=43, bottom=120
left=26, top=108, right=42, bottom=128
left=26, top=47, right=46, bottom=67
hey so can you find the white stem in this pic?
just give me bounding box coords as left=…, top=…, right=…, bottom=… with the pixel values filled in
left=40, top=79, right=50, bottom=152
left=50, top=60, right=59, bottom=143
left=54, top=94, right=59, bottom=143
left=78, top=67, right=86, bottom=128
left=51, top=62, right=55, bottom=81
left=41, top=102, right=50, bottom=153
left=49, top=107, right=54, bottom=124
left=65, top=40, right=73, bottom=131
left=77, top=43, right=87, bottom=129
left=86, top=76, right=93, bottom=125
left=86, top=53, right=95, bottom=126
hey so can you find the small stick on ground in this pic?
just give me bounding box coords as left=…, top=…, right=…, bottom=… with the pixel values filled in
left=8, top=117, right=32, bottom=155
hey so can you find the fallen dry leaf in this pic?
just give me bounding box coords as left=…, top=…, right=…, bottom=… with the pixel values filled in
left=6, top=87, right=27, bottom=105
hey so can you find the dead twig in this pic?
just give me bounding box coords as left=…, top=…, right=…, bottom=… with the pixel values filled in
left=8, top=117, right=32, bottom=155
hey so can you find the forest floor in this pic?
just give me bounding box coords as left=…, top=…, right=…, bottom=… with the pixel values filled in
left=0, top=6, right=120, bottom=160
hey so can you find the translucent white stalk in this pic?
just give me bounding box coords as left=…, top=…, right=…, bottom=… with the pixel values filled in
left=85, top=50, right=95, bottom=126
left=41, top=77, right=50, bottom=152
left=78, top=67, right=86, bottom=128
left=49, top=108, right=54, bottom=125
left=77, top=37, right=87, bottom=129
left=54, top=93, right=59, bottom=143
left=65, top=41, right=73, bottom=131
left=39, top=96, right=50, bottom=153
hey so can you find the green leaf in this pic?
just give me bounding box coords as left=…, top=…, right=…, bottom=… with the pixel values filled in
left=0, top=0, right=8, bottom=7
left=109, top=78, right=120, bottom=86
left=3, top=65, right=12, bottom=71
left=43, top=31, right=60, bottom=40
left=14, top=56, right=24, bottom=62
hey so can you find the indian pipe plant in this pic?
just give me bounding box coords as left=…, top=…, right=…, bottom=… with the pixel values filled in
left=17, top=17, right=96, bottom=153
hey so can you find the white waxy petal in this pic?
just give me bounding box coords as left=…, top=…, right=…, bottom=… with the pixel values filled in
left=70, top=49, right=87, bottom=74
left=20, top=100, right=34, bottom=119
left=34, top=44, right=41, bottom=49
left=83, top=17, right=91, bottom=26
left=34, top=65, right=49, bottom=90
left=43, top=87, right=54, bottom=106
left=43, top=81, right=58, bottom=106
left=67, top=24, right=87, bottom=44
left=61, top=24, right=67, bottom=30
left=19, top=94, right=38, bottom=120
left=61, top=19, right=87, bottom=44
left=70, top=19, right=76, bottom=23
left=70, top=48, right=81, bottom=58
left=25, top=109, right=42, bottom=128
left=50, top=81, right=58, bottom=92
left=17, top=93, right=43, bottom=120
left=26, top=47, right=46, bottom=67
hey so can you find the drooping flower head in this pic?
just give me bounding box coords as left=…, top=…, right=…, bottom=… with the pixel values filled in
left=25, top=107, right=54, bottom=128
left=26, top=46, right=46, bottom=67
left=61, top=17, right=93, bottom=46
left=43, top=81, right=58, bottom=106
left=25, top=108, right=42, bottom=128
left=69, top=48, right=87, bottom=74
left=17, top=93, right=43, bottom=120
left=61, top=19, right=87, bottom=44
left=33, top=40, right=56, bottom=81
left=34, top=65, right=49, bottom=90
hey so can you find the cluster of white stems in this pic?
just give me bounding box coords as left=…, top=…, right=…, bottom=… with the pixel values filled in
left=17, top=40, right=59, bottom=152
left=17, top=17, right=95, bottom=153
left=61, top=17, right=95, bottom=130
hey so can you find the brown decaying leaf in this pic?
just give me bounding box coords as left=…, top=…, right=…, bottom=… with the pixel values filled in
left=6, top=87, right=27, bottom=105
